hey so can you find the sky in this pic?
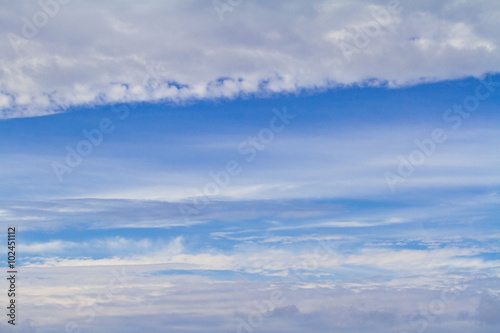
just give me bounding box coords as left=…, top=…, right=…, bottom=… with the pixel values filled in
left=0, top=0, right=499, bottom=332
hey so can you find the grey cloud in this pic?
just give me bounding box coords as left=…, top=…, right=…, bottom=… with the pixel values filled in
left=269, top=304, right=300, bottom=317
left=475, top=294, right=500, bottom=325
left=14, top=268, right=500, bottom=333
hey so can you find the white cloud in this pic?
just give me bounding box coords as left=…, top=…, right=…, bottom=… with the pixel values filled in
left=21, top=239, right=78, bottom=253
left=1, top=0, right=500, bottom=118
left=13, top=258, right=500, bottom=332
left=21, top=236, right=184, bottom=257
left=22, top=240, right=499, bottom=282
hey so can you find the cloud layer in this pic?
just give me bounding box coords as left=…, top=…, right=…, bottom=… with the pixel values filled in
left=1, top=0, right=500, bottom=118
left=1, top=2, right=499, bottom=332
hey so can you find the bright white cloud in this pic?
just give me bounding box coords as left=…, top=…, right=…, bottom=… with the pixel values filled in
left=1, top=0, right=500, bottom=118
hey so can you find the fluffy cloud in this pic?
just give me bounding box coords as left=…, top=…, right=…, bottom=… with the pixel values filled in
left=1, top=0, right=499, bottom=118
left=9, top=264, right=500, bottom=332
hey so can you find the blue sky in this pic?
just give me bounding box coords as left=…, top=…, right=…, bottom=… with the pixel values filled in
left=1, top=1, right=500, bottom=332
